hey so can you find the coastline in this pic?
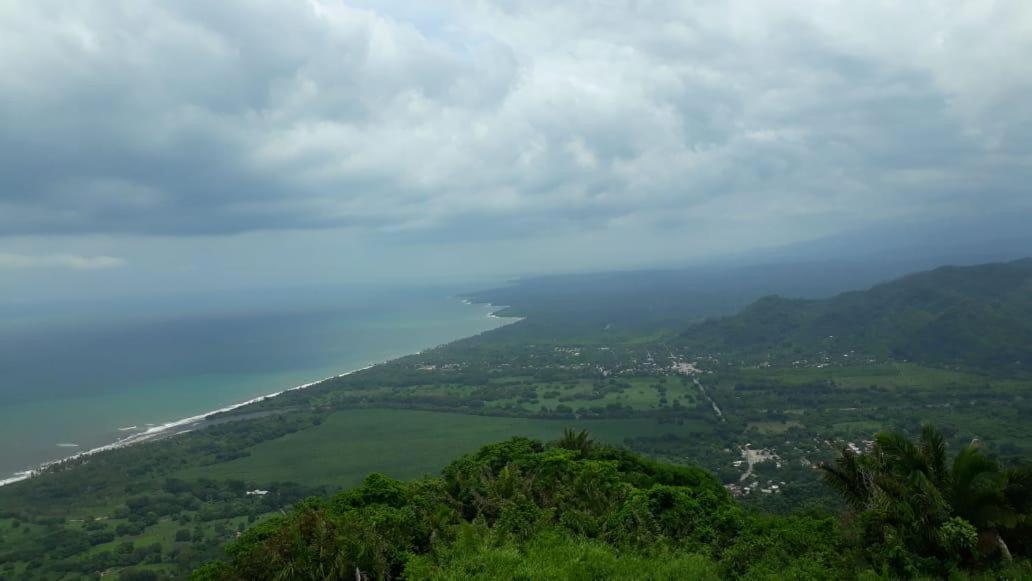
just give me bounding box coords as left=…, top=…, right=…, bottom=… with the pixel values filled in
left=0, top=366, right=371, bottom=488
left=0, top=300, right=517, bottom=489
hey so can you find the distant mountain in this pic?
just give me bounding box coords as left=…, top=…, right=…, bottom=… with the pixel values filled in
left=679, top=258, right=1032, bottom=372
left=739, top=212, right=1032, bottom=269
left=465, top=259, right=942, bottom=342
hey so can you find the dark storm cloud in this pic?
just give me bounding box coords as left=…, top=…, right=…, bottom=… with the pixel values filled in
left=1, top=0, right=1029, bottom=240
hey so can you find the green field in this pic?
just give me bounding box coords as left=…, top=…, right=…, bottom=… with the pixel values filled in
left=746, top=420, right=804, bottom=434
left=735, top=363, right=995, bottom=390
left=309, top=373, right=700, bottom=416
left=177, top=408, right=710, bottom=487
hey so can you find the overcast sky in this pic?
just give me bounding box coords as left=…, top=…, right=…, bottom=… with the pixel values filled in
left=2, top=1, right=1030, bottom=301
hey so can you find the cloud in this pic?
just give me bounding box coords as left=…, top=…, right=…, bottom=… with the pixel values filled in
left=0, top=253, right=126, bottom=271
left=0, top=1, right=1029, bottom=241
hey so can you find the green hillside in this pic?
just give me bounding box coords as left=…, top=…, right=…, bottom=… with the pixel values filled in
left=680, top=258, right=1032, bottom=372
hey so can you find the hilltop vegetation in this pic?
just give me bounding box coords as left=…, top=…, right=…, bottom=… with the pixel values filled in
left=194, top=431, right=1030, bottom=580
left=680, top=259, right=1032, bottom=373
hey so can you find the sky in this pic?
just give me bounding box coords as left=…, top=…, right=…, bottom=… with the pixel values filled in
left=2, top=0, right=1031, bottom=302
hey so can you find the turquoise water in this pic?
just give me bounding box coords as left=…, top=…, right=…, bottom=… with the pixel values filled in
left=0, top=286, right=507, bottom=478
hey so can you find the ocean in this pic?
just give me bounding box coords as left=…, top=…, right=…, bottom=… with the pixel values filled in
left=0, top=285, right=508, bottom=480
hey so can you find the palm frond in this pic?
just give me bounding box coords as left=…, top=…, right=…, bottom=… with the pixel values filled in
left=918, top=424, right=949, bottom=489
left=557, top=428, right=593, bottom=456
left=951, top=443, right=1007, bottom=528
left=876, top=430, right=926, bottom=477
left=820, top=446, right=874, bottom=510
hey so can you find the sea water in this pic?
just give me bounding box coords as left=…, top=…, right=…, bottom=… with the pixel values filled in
left=0, top=285, right=507, bottom=479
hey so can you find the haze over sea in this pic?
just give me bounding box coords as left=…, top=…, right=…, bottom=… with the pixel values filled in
left=0, top=285, right=507, bottom=479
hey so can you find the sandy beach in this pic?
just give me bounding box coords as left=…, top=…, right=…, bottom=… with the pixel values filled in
left=0, top=365, right=375, bottom=488
left=0, top=300, right=514, bottom=488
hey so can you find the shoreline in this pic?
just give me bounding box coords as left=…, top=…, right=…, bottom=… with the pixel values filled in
left=0, top=300, right=516, bottom=488
left=0, top=365, right=373, bottom=488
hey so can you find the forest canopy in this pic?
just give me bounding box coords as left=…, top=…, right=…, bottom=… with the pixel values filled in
left=194, top=429, right=1030, bottom=580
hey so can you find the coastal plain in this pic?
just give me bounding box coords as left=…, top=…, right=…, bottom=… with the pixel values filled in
left=2, top=260, right=1031, bottom=578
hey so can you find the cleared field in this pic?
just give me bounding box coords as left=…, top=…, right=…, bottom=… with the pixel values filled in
left=746, top=420, right=803, bottom=434
left=322, top=374, right=701, bottom=415
left=177, top=408, right=712, bottom=487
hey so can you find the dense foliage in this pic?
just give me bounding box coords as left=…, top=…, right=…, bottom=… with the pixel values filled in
left=820, top=426, right=1031, bottom=576
left=194, top=431, right=1028, bottom=580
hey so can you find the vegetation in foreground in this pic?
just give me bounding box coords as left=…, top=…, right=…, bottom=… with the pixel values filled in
left=195, top=429, right=1030, bottom=580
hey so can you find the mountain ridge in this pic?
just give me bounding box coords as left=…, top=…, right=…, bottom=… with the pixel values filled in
left=679, top=258, right=1032, bottom=372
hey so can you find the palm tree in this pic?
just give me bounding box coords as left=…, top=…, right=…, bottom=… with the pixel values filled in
left=821, top=425, right=948, bottom=508
left=820, top=425, right=1014, bottom=563
left=950, top=445, right=1013, bottom=561
left=557, top=428, right=593, bottom=457
left=819, top=444, right=877, bottom=511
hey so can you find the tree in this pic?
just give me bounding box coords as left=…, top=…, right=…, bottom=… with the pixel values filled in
left=821, top=425, right=1020, bottom=573
left=950, top=443, right=1012, bottom=560
left=557, top=428, right=593, bottom=457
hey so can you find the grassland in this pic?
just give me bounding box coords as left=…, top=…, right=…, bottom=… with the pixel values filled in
left=302, top=371, right=701, bottom=417
left=177, top=408, right=711, bottom=487
left=735, top=362, right=990, bottom=389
